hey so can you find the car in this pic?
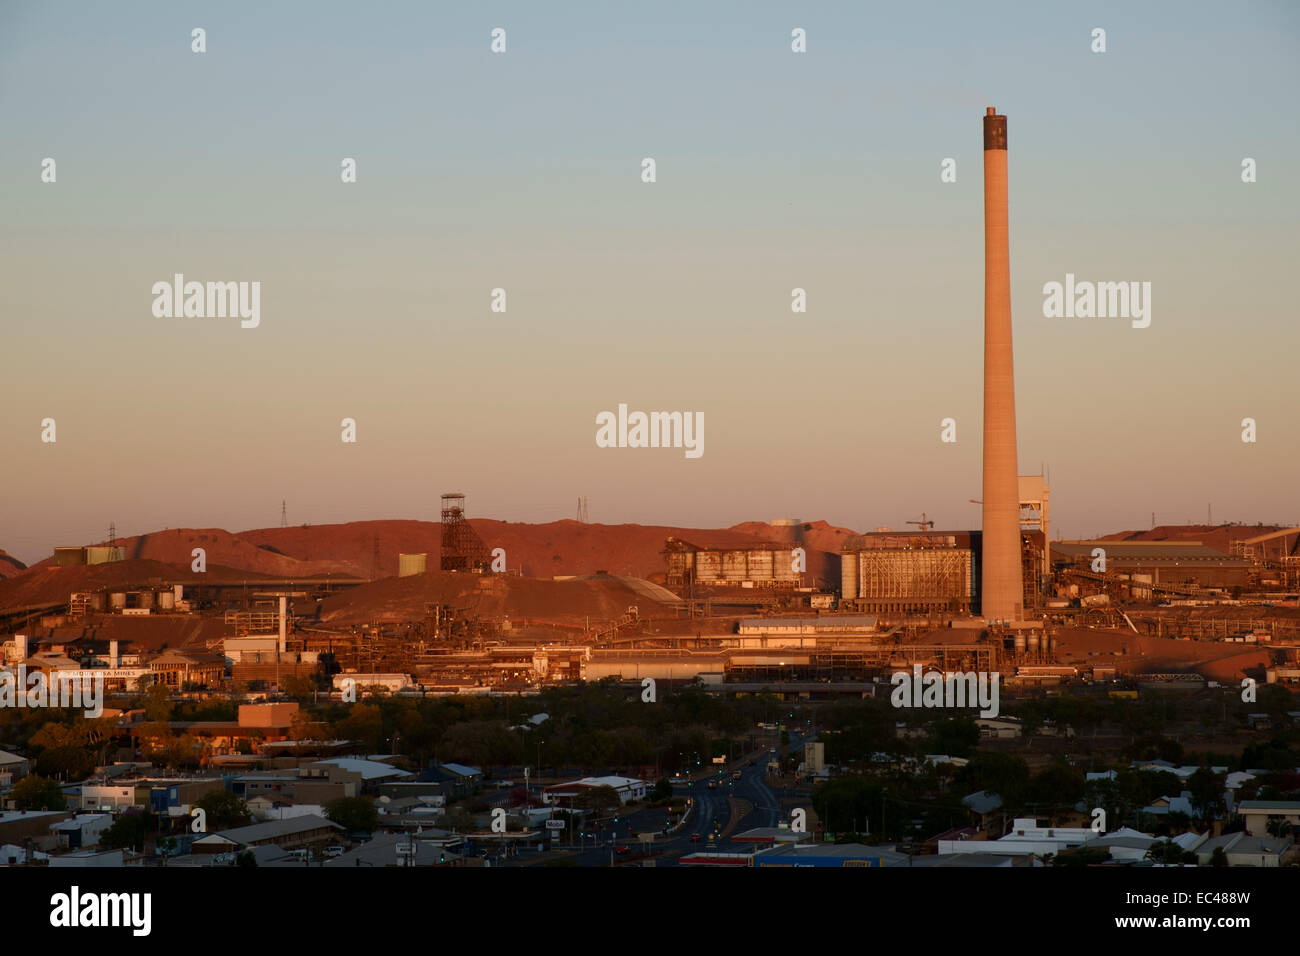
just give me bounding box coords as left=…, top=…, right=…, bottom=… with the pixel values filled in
left=323, top=845, right=346, bottom=859
left=614, top=846, right=631, bottom=855
left=690, top=833, right=701, bottom=842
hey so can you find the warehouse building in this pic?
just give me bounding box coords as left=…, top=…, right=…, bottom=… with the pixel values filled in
left=1052, top=541, right=1250, bottom=593
left=662, top=538, right=801, bottom=590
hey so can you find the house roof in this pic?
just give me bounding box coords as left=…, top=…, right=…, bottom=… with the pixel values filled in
left=961, top=791, right=1002, bottom=815
left=1237, top=800, right=1300, bottom=812
left=193, top=813, right=342, bottom=847
left=312, top=758, right=412, bottom=781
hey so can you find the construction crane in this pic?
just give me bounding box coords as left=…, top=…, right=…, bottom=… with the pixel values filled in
left=906, top=513, right=935, bottom=532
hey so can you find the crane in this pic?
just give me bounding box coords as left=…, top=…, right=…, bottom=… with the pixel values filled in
left=906, top=513, right=935, bottom=532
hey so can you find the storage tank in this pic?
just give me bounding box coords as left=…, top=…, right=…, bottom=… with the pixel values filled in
left=1026, top=633, right=1040, bottom=657
left=109, top=592, right=127, bottom=610
left=841, top=553, right=859, bottom=602
left=398, top=553, right=428, bottom=577
left=135, top=590, right=153, bottom=610
left=1013, top=634, right=1026, bottom=656
left=157, top=590, right=175, bottom=610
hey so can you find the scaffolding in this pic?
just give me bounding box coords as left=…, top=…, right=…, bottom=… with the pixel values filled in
left=854, top=548, right=972, bottom=615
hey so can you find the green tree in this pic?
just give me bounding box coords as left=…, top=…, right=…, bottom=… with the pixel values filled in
left=1052, top=846, right=1111, bottom=867
left=143, top=683, right=172, bottom=722
left=928, top=718, right=980, bottom=758
left=195, top=789, right=252, bottom=830
left=99, top=811, right=154, bottom=852
left=12, top=774, right=66, bottom=811
left=326, top=796, right=379, bottom=834
left=1210, top=846, right=1228, bottom=867
left=570, top=785, right=622, bottom=814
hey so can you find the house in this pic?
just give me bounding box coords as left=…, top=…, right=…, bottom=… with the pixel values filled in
left=976, top=717, right=1022, bottom=739
left=1236, top=800, right=1300, bottom=837
left=419, top=762, right=483, bottom=793
left=323, top=831, right=463, bottom=868
left=310, top=758, right=411, bottom=791
left=0, top=809, right=72, bottom=846
left=149, top=649, right=224, bottom=688
left=0, top=750, right=31, bottom=789
left=79, top=785, right=139, bottom=811
left=190, top=814, right=343, bottom=854
left=51, top=813, right=112, bottom=850
left=1194, top=832, right=1297, bottom=867
left=1142, top=791, right=1195, bottom=818
left=938, top=817, right=1096, bottom=858
left=1091, top=828, right=1157, bottom=863
left=961, top=790, right=1002, bottom=830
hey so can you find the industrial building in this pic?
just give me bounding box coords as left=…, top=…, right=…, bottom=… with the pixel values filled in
left=662, top=538, right=801, bottom=590
left=53, top=546, right=125, bottom=567
left=840, top=532, right=976, bottom=616
left=1051, top=541, right=1250, bottom=596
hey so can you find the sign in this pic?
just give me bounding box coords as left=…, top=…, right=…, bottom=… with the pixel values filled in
left=545, top=819, right=565, bottom=830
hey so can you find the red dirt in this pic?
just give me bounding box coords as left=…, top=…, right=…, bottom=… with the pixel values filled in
left=14, top=518, right=854, bottom=586
left=314, top=570, right=678, bottom=628
left=0, top=551, right=26, bottom=580
left=1054, top=626, right=1272, bottom=681
left=1096, top=524, right=1289, bottom=554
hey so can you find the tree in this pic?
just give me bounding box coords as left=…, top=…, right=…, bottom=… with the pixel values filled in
left=326, top=796, right=379, bottom=834
left=928, top=718, right=980, bottom=758
left=652, top=778, right=673, bottom=802
left=195, top=789, right=252, bottom=830
left=143, top=683, right=172, bottom=722
left=12, top=775, right=66, bottom=811
left=570, top=786, right=622, bottom=814
left=1266, top=817, right=1293, bottom=838
left=1210, top=846, right=1228, bottom=867
left=99, top=811, right=154, bottom=852
left=1052, top=846, right=1111, bottom=867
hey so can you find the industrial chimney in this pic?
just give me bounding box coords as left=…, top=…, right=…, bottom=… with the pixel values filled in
left=980, top=107, right=1024, bottom=623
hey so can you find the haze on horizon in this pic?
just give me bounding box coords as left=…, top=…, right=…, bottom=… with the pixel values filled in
left=2, top=1, right=1297, bottom=566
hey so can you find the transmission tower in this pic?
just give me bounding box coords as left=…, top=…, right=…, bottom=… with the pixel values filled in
left=281, top=500, right=288, bottom=527
left=108, top=522, right=116, bottom=547
left=576, top=497, right=589, bottom=523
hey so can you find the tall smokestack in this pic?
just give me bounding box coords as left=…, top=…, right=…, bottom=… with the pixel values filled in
left=981, top=107, right=1023, bottom=623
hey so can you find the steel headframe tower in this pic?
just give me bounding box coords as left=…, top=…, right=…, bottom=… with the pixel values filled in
left=440, top=492, right=488, bottom=572
left=981, top=106, right=1024, bottom=623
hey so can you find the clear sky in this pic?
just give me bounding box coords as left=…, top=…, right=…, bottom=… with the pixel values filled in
left=2, top=1, right=1297, bottom=564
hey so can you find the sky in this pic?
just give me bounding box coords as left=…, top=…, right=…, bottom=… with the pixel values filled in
left=2, top=1, right=1297, bottom=565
